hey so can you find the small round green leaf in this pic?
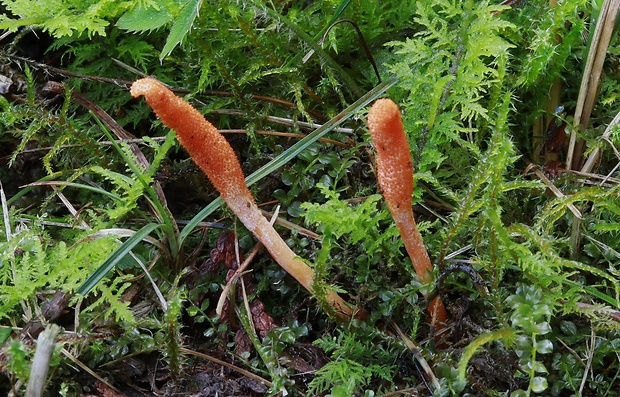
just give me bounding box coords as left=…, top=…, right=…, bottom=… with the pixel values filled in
left=530, top=376, right=548, bottom=393
left=536, top=339, right=553, bottom=354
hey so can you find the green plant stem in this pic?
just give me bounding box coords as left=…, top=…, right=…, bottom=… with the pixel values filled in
left=457, top=327, right=514, bottom=383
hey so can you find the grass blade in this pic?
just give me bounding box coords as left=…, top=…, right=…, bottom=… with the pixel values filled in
left=76, top=223, right=161, bottom=296
left=245, top=76, right=397, bottom=185
left=179, top=77, right=397, bottom=244
left=255, top=1, right=363, bottom=96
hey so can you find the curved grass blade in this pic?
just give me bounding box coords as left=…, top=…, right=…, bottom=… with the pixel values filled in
left=295, top=0, right=352, bottom=64
left=314, top=0, right=352, bottom=42
left=6, top=170, right=80, bottom=207
left=178, top=76, right=397, bottom=245
left=255, top=1, right=362, bottom=97
left=76, top=223, right=161, bottom=296
left=22, top=181, right=123, bottom=202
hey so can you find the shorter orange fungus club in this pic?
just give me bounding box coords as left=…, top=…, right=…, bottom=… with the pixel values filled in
left=131, top=77, right=353, bottom=318
left=367, top=98, right=414, bottom=218
left=367, top=98, right=447, bottom=332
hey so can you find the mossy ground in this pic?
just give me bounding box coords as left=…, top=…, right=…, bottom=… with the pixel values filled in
left=1, top=1, right=620, bottom=396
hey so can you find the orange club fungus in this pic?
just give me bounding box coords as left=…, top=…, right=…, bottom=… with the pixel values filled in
left=367, top=98, right=447, bottom=335
left=130, top=77, right=353, bottom=318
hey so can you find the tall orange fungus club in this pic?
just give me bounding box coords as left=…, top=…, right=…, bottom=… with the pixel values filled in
left=131, top=77, right=353, bottom=318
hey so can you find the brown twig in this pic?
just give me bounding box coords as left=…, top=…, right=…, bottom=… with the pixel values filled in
left=179, top=347, right=273, bottom=387
left=522, top=159, right=582, bottom=219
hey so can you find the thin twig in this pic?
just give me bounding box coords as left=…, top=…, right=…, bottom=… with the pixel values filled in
left=216, top=209, right=280, bottom=317
left=51, top=186, right=90, bottom=230
left=210, top=109, right=354, bottom=133
left=570, top=170, right=620, bottom=185
left=61, top=348, right=124, bottom=395
left=579, top=328, right=596, bottom=395
left=179, top=347, right=273, bottom=388
left=390, top=322, right=440, bottom=392
left=523, top=160, right=582, bottom=219
left=222, top=129, right=351, bottom=147
left=1, top=52, right=135, bottom=87
left=2, top=128, right=351, bottom=162
left=259, top=208, right=320, bottom=239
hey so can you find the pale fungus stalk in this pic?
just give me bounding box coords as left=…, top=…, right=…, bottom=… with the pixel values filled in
left=367, top=98, right=447, bottom=329
left=131, top=77, right=352, bottom=317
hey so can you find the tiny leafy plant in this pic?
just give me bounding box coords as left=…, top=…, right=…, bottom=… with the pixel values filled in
left=507, top=284, right=556, bottom=396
